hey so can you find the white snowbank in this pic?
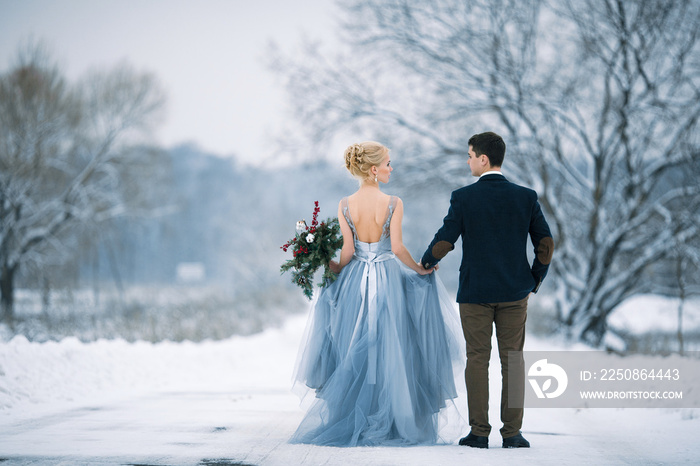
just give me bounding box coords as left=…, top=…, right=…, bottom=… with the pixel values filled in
left=0, top=320, right=298, bottom=417
left=609, top=294, right=700, bottom=334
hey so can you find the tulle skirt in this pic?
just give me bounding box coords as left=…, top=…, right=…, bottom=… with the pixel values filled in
left=290, top=255, right=465, bottom=446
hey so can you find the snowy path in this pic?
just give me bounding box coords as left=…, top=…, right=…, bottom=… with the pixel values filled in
left=1, top=314, right=698, bottom=465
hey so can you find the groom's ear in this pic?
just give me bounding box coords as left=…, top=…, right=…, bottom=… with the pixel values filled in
left=431, top=240, right=454, bottom=260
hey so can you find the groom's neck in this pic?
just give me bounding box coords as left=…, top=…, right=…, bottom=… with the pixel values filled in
left=480, top=168, right=503, bottom=177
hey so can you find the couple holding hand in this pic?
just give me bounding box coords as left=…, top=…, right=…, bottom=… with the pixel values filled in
left=290, top=132, right=554, bottom=449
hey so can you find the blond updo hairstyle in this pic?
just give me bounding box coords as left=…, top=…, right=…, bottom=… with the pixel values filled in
left=344, top=141, right=389, bottom=182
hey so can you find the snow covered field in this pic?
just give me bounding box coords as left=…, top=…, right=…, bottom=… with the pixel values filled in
left=1, top=296, right=699, bottom=465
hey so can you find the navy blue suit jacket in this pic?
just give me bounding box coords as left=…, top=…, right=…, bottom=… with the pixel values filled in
left=421, top=174, right=553, bottom=304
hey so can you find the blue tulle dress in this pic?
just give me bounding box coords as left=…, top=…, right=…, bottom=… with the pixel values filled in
left=290, top=196, right=465, bottom=447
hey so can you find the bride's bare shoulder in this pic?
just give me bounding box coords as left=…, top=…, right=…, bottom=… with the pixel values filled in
left=346, top=190, right=395, bottom=210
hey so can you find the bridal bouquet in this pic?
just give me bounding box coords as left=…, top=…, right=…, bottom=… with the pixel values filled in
left=280, top=201, right=343, bottom=299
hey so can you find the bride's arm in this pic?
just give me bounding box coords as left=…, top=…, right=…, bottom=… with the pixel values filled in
left=329, top=201, right=355, bottom=274
left=390, top=198, right=435, bottom=275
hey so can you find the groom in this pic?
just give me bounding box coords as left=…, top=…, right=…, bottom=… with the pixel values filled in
left=421, top=132, right=553, bottom=449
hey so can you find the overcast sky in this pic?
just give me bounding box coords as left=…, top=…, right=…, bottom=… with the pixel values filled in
left=0, top=0, right=337, bottom=164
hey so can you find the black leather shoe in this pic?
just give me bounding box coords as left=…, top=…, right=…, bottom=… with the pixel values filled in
left=502, top=433, right=530, bottom=448
left=459, top=432, right=489, bottom=449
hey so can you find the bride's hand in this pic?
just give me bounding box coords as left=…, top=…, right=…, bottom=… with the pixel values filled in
left=329, top=260, right=341, bottom=274
left=416, top=262, right=437, bottom=275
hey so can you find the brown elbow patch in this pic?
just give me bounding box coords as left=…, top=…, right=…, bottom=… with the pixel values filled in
left=537, top=237, right=554, bottom=265
left=432, top=241, right=454, bottom=260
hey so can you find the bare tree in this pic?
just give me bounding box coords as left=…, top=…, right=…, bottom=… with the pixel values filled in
left=269, top=0, right=700, bottom=345
left=0, top=42, right=166, bottom=324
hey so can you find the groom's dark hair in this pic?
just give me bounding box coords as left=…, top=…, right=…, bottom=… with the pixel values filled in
left=468, top=132, right=505, bottom=167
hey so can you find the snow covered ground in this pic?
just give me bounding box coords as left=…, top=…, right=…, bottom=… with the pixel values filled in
left=1, top=299, right=699, bottom=465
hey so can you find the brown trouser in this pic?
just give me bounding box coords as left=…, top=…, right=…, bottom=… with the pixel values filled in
left=459, top=296, right=528, bottom=438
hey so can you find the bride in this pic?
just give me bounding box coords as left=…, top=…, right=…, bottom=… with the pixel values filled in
left=289, top=141, right=463, bottom=447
